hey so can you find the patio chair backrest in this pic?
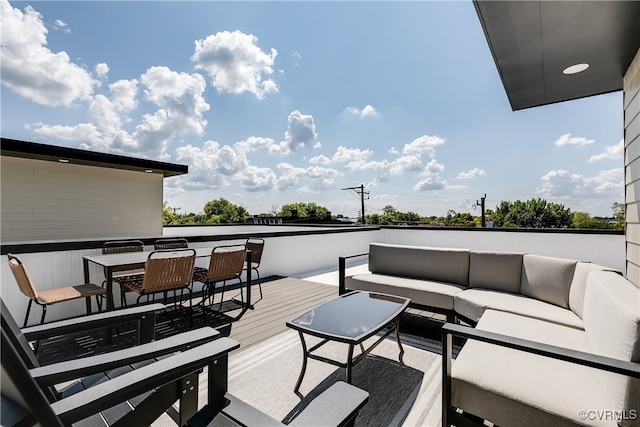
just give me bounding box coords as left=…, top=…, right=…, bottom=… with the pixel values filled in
left=103, top=240, right=146, bottom=273
left=206, top=245, right=247, bottom=282
left=245, top=238, right=265, bottom=265
left=7, top=254, right=38, bottom=300
left=154, top=238, right=189, bottom=250
left=2, top=329, right=65, bottom=427
left=141, top=249, right=196, bottom=293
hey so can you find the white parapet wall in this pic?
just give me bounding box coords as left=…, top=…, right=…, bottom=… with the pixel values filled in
left=0, top=225, right=625, bottom=325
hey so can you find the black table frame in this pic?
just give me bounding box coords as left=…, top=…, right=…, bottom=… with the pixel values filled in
left=82, top=248, right=252, bottom=311
left=286, top=291, right=410, bottom=391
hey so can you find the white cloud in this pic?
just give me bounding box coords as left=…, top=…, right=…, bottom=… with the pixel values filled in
left=536, top=168, right=624, bottom=197
left=554, top=133, right=595, bottom=147
left=345, top=104, right=378, bottom=118
left=276, top=162, right=341, bottom=190
left=402, top=135, right=445, bottom=158
left=588, top=139, right=624, bottom=162
left=95, top=63, right=109, bottom=79
left=332, top=146, right=373, bottom=164
left=34, top=67, right=209, bottom=160
left=309, top=154, right=332, bottom=165
left=174, top=141, right=249, bottom=190
left=389, top=155, right=422, bottom=175
left=269, top=110, right=318, bottom=154
left=1, top=0, right=98, bottom=106
left=413, top=159, right=448, bottom=191
left=241, top=166, right=278, bottom=192
left=234, top=136, right=276, bottom=154
left=457, top=168, right=486, bottom=179
left=109, top=79, right=139, bottom=112
left=54, top=19, right=70, bottom=33
left=192, top=30, right=278, bottom=99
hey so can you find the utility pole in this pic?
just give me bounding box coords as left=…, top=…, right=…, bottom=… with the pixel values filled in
left=342, top=184, right=369, bottom=224
left=476, top=194, right=486, bottom=227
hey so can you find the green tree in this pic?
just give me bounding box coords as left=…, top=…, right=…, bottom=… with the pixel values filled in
left=202, top=198, right=248, bottom=223
left=278, top=202, right=329, bottom=218
left=490, top=198, right=573, bottom=228
left=612, top=202, right=625, bottom=230
left=382, top=205, right=397, bottom=216
left=572, top=212, right=612, bottom=229
left=444, top=211, right=478, bottom=227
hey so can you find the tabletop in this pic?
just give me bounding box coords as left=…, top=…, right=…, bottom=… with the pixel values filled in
left=286, top=291, right=410, bottom=343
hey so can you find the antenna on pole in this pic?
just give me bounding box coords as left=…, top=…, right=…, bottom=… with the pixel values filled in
left=342, top=184, right=369, bottom=224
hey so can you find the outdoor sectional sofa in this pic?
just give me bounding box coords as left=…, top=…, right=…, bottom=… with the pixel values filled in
left=339, top=243, right=640, bottom=426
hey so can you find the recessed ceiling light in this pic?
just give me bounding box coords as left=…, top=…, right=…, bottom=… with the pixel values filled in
left=58, top=159, right=70, bottom=163
left=563, top=63, right=589, bottom=75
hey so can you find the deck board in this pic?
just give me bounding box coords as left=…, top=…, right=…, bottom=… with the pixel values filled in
left=34, top=276, right=443, bottom=363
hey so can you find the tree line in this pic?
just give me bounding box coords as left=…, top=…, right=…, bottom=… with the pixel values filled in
left=164, top=198, right=625, bottom=230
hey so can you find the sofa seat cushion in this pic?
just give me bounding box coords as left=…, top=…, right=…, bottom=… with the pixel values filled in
left=452, top=310, right=613, bottom=426
left=345, top=273, right=465, bottom=310
left=454, top=288, right=584, bottom=329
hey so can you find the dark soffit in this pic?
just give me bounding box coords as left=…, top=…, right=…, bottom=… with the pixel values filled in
left=473, top=1, right=640, bottom=111
left=1, top=138, right=188, bottom=177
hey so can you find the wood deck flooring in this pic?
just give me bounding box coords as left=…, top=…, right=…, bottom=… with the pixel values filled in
left=35, top=276, right=447, bottom=365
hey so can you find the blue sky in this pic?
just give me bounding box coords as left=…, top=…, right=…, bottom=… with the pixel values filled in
left=1, top=1, right=624, bottom=218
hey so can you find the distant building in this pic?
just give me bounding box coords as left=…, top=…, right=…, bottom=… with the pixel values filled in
left=246, top=209, right=353, bottom=225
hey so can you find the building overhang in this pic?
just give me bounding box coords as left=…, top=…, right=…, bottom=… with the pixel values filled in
left=473, top=0, right=640, bottom=111
left=1, top=138, right=188, bottom=177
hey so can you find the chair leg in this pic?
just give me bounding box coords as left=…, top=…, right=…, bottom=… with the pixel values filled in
left=85, top=296, right=93, bottom=315
left=254, top=267, right=262, bottom=299
left=39, top=304, right=47, bottom=325
left=24, top=300, right=33, bottom=328
left=218, top=281, right=226, bottom=312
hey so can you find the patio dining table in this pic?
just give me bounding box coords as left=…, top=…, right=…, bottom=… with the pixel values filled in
left=83, top=247, right=252, bottom=311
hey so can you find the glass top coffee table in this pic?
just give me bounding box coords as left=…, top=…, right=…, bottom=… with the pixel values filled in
left=286, top=291, right=410, bottom=391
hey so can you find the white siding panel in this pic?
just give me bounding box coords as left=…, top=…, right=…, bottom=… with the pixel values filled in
left=1, top=156, right=164, bottom=241
left=624, top=47, right=640, bottom=286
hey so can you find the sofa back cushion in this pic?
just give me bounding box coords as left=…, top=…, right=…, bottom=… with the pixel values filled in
left=469, top=251, right=523, bottom=293
left=520, top=254, right=576, bottom=308
left=368, top=243, right=470, bottom=286
left=583, top=270, right=640, bottom=426
left=569, top=262, right=621, bottom=319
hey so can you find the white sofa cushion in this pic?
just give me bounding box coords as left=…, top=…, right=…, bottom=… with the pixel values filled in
left=344, top=273, right=465, bottom=310
left=469, top=251, right=523, bottom=293
left=454, top=288, right=584, bottom=329
left=520, top=254, right=576, bottom=308
left=452, top=310, right=613, bottom=426
left=569, top=262, right=621, bottom=319
left=583, top=271, right=640, bottom=427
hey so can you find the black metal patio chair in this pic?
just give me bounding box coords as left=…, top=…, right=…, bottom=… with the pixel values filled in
left=1, top=298, right=370, bottom=427
left=0, top=298, right=220, bottom=425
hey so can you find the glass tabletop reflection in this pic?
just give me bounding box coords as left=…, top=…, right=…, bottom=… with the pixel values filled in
left=287, top=291, right=409, bottom=340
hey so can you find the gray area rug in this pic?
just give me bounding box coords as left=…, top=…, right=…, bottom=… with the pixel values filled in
left=225, top=330, right=442, bottom=426
left=152, top=331, right=443, bottom=426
